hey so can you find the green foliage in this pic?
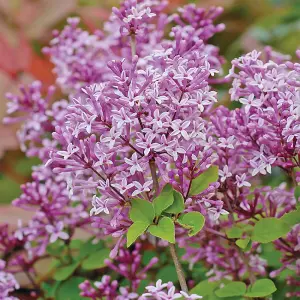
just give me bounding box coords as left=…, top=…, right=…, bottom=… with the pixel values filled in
left=165, top=190, right=185, bottom=214
left=81, top=249, right=110, bottom=270
left=142, top=250, right=156, bottom=266
left=252, top=217, right=290, bottom=243
left=189, top=166, right=219, bottom=196
left=294, top=186, right=300, bottom=199
left=46, top=241, right=66, bottom=257
left=190, top=280, right=220, bottom=299
left=148, top=217, right=175, bottom=243
left=215, top=282, right=247, bottom=298
left=69, top=239, right=83, bottom=249
left=41, top=281, right=61, bottom=298
left=127, top=187, right=186, bottom=246
left=0, top=174, right=21, bottom=204
left=226, top=226, right=243, bottom=239
left=235, top=237, right=250, bottom=250
left=129, top=198, right=155, bottom=223
left=245, top=279, right=277, bottom=297
left=15, top=156, right=41, bottom=176
left=78, top=239, right=104, bottom=259
left=280, top=208, right=300, bottom=226
left=153, top=184, right=174, bottom=216
left=127, top=221, right=149, bottom=247
left=157, top=265, right=178, bottom=283
left=55, top=276, right=86, bottom=300
left=261, top=243, right=282, bottom=268
left=127, top=198, right=155, bottom=246
left=177, top=212, right=205, bottom=236
left=53, top=262, right=80, bottom=281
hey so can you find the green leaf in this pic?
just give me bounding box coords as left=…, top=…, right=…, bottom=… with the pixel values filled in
left=137, top=279, right=151, bottom=294
left=148, top=217, right=175, bottom=243
left=190, top=280, right=219, bottom=298
left=142, top=250, right=156, bottom=266
left=153, top=184, right=174, bottom=216
left=235, top=237, right=250, bottom=249
left=0, top=175, right=21, bottom=204
left=261, top=243, right=282, bottom=268
left=189, top=166, right=219, bottom=196
left=127, top=221, right=149, bottom=247
left=81, top=249, right=110, bottom=270
left=294, top=186, right=300, bottom=199
left=280, top=208, right=300, bottom=226
left=41, top=281, right=61, bottom=298
left=53, top=262, right=80, bottom=281
left=165, top=190, right=185, bottom=214
left=252, top=217, right=290, bottom=243
left=226, top=226, right=243, bottom=239
left=157, top=265, right=178, bottom=283
left=78, top=239, right=103, bottom=259
left=177, top=212, right=205, bottom=236
left=70, top=239, right=83, bottom=249
left=56, top=277, right=86, bottom=300
left=46, top=241, right=66, bottom=257
left=129, top=198, right=155, bottom=224
left=215, top=282, right=247, bottom=298
left=245, top=279, right=277, bottom=297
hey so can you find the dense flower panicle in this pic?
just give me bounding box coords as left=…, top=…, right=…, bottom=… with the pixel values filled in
left=0, top=260, right=19, bottom=300
left=44, top=0, right=225, bottom=95
left=2, top=0, right=300, bottom=298
left=105, top=242, right=159, bottom=290
left=43, top=17, right=110, bottom=94
left=226, top=49, right=300, bottom=181
left=4, top=81, right=56, bottom=160
left=47, top=12, right=222, bottom=235
left=0, top=165, right=90, bottom=277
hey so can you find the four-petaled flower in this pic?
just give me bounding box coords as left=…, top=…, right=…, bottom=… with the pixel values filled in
left=46, top=221, right=69, bottom=243
left=132, top=180, right=153, bottom=196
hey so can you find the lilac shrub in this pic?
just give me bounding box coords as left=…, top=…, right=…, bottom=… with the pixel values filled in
left=1, top=0, right=299, bottom=299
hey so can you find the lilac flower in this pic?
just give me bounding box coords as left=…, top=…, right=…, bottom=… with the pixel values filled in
left=142, top=280, right=202, bottom=299
left=132, top=181, right=153, bottom=197
left=124, top=153, right=144, bottom=175
left=235, top=174, right=251, bottom=188
left=218, top=165, right=232, bottom=182
left=46, top=221, right=70, bottom=243
left=90, top=195, right=110, bottom=216
left=0, top=260, right=19, bottom=299
left=57, top=143, right=79, bottom=160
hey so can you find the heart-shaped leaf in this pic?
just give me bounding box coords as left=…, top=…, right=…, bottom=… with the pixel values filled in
left=235, top=237, right=250, bottom=250
left=280, top=208, right=300, bottom=226
left=165, top=190, right=185, bottom=214
left=252, top=217, right=290, bottom=243
left=215, top=281, right=247, bottom=298
left=81, top=249, right=110, bottom=270
left=148, top=217, right=175, bottom=243
left=244, top=279, right=277, bottom=297
left=153, top=184, right=174, bottom=216
left=129, top=198, right=155, bottom=224
left=127, top=221, right=149, bottom=247
left=226, top=226, right=243, bottom=239
left=177, top=212, right=205, bottom=236
left=53, top=261, right=80, bottom=281
left=189, top=166, right=219, bottom=196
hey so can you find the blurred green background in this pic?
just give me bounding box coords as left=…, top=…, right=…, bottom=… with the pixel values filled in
left=0, top=0, right=300, bottom=210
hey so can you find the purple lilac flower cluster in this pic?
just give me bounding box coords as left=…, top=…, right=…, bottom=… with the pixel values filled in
left=0, top=260, right=19, bottom=300
left=1, top=0, right=300, bottom=299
